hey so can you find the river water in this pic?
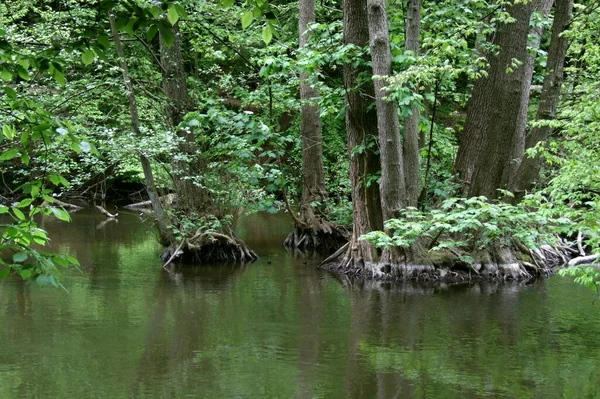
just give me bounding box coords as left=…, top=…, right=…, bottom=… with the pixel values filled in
left=1, top=209, right=599, bottom=398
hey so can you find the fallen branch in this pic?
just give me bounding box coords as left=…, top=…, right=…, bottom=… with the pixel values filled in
left=163, top=240, right=186, bottom=269
left=42, top=198, right=83, bottom=210
left=125, top=193, right=176, bottom=209
left=96, top=205, right=118, bottom=218
left=319, top=242, right=350, bottom=267
left=567, top=254, right=600, bottom=267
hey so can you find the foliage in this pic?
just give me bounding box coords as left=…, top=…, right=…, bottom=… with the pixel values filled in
left=361, top=196, right=570, bottom=260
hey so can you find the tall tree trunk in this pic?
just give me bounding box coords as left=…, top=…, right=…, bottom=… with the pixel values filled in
left=285, top=0, right=347, bottom=253
left=507, top=0, right=554, bottom=190
left=335, top=0, right=384, bottom=268
left=457, top=0, right=536, bottom=198
left=298, top=0, right=326, bottom=210
left=511, top=0, right=573, bottom=198
left=159, top=25, right=210, bottom=212
left=367, top=0, right=407, bottom=263
left=403, top=0, right=422, bottom=207
left=109, top=14, right=174, bottom=245
left=367, top=0, right=407, bottom=216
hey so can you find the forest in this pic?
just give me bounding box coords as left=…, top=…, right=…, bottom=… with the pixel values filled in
left=1, top=0, right=599, bottom=289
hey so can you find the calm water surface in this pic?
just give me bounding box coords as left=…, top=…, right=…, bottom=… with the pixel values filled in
left=1, top=209, right=600, bottom=398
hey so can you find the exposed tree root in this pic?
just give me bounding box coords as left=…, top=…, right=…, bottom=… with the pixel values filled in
left=319, top=238, right=576, bottom=284
left=160, top=226, right=258, bottom=265
left=283, top=203, right=348, bottom=253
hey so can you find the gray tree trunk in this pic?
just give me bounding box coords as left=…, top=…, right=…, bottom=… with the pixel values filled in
left=511, top=0, right=573, bottom=198
left=109, top=14, right=173, bottom=245
left=160, top=24, right=210, bottom=212
left=367, top=0, right=407, bottom=216
left=341, top=0, right=384, bottom=266
left=507, top=0, right=554, bottom=190
left=403, top=0, right=422, bottom=207
left=458, top=0, right=536, bottom=198
left=299, top=0, right=327, bottom=215
left=367, top=0, right=407, bottom=263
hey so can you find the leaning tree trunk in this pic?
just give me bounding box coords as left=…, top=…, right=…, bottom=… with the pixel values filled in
left=459, top=0, right=536, bottom=198
left=367, top=0, right=407, bottom=264
left=109, top=14, right=174, bottom=246
left=322, top=0, right=384, bottom=272
left=511, top=0, right=573, bottom=199
left=403, top=0, right=422, bottom=207
left=284, top=0, right=348, bottom=253
left=158, top=24, right=257, bottom=264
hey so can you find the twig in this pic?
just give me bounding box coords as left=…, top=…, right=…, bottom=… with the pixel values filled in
left=96, top=205, right=118, bottom=218
left=163, top=240, right=186, bottom=269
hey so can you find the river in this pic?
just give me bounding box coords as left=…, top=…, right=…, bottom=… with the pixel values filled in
left=1, top=209, right=599, bottom=398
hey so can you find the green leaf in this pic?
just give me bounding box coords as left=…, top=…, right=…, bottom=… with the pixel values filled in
left=13, top=252, right=28, bottom=263
left=53, top=68, right=66, bottom=85
left=36, top=275, right=51, bottom=287
left=50, top=207, right=71, bottom=222
left=262, top=25, right=273, bottom=45
left=21, top=153, right=30, bottom=166
left=53, top=256, right=70, bottom=267
left=17, top=198, right=32, bottom=208
left=19, top=269, right=32, bottom=279
left=167, top=6, right=180, bottom=25
left=0, top=148, right=18, bottom=161
left=2, top=125, right=15, bottom=140
left=12, top=208, right=25, bottom=220
left=0, top=268, right=10, bottom=280
left=4, top=86, right=16, bottom=99
left=82, top=49, right=96, bottom=65
left=49, top=175, right=61, bottom=186
left=147, top=25, right=159, bottom=41
left=16, top=66, right=30, bottom=80
left=65, top=255, right=80, bottom=266
left=158, top=22, right=174, bottom=47
left=96, top=36, right=110, bottom=50
left=241, top=10, right=254, bottom=29
left=174, top=5, right=187, bottom=18
left=0, top=206, right=8, bottom=214
left=0, top=70, right=12, bottom=81
left=221, top=0, right=235, bottom=7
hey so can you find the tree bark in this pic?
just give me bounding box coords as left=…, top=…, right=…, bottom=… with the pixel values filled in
left=160, top=24, right=210, bottom=212
left=340, top=0, right=384, bottom=266
left=285, top=0, right=347, bottom=252
left=507, top=0, right=555, bottom=191
left=458, top=0, right=536, bottom=198
left=403, top=0, right=422, bottom=207
left=109, top=14, right=174, bottom=245
left=367, top=0, right=407, bottom=216
left=511, top=0, right=574, bottom=198
left=299, top=0, right=326, bottom=211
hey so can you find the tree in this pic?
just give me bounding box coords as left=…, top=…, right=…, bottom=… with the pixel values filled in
left=284, top=0, right=347, bottom=253
left=511, top=0, right=574, bottom=199
left=366, top=0, right=407, bottom=264
left=403, top=0, right=422, bottom=207
left=329, top=0, right=384, bottom=270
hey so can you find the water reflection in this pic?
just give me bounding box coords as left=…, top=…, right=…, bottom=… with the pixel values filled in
left=0, top=210, right=599, bottom=398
